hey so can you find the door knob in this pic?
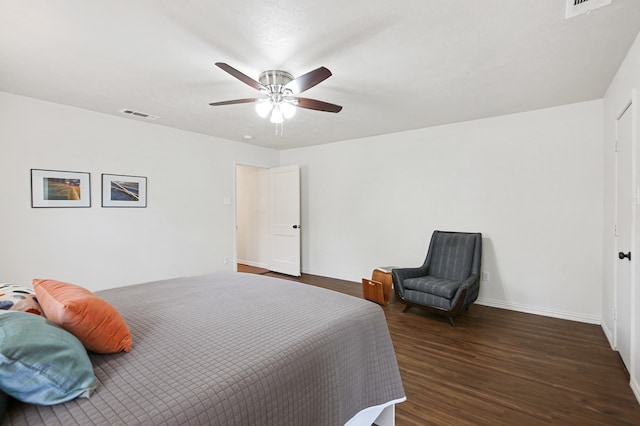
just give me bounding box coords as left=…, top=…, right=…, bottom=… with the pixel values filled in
left=618, top=251, right=631, bottom=261
left=292, top=225, right=300, bottom=229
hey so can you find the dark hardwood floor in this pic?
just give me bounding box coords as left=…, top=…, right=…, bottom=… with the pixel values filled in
left=238, top=265, right=640, bottom=425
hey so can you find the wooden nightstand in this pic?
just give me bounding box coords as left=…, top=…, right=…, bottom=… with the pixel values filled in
left=362, top=266, right=397, bottom=306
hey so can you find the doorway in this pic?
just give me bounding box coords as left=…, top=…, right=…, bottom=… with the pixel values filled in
left=235, top=164, right=301, bottom=276
left=236, top=165, right=270, bottom=270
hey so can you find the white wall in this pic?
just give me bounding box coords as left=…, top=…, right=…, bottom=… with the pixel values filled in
left=236, top=165, right=270, bottom=268
left=0, top=91, right=280, bottom=291
left=282, top=100, right=603, bottom=323
left=603, top=32, right=640, bottom=401
left=0, top=91, right=606, bottom=324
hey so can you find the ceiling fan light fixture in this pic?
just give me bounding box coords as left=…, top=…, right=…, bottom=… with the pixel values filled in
left=210, top=62, right=342, bottom=129
left=255, top=99, right=272, bottom=118
left=270, top=106, right=284, bottom=124
left=280, top=101, right=296, bottom=119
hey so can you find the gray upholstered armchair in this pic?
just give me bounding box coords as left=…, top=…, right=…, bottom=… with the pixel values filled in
left=392, top=230, right=482, bottom=326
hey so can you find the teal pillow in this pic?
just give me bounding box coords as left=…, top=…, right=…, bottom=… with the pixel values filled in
left=0, top=311, right=97, bottom=405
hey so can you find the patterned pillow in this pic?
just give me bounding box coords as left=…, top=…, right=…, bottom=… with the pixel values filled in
left=0, top=284, right=43, bottom=316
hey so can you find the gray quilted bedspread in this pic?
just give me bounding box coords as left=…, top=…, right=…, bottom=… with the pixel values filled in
left=4, top=272, right=405, bottom=425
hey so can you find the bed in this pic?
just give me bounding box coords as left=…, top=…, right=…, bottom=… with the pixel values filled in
left=3, top=272, right=405, bottom=425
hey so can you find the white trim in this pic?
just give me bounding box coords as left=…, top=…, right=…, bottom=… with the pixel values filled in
left=601, top=321, right=614, bottom=349
left=302, top=268, right=603, bottom=324
left=631, top=376, right=640, bottom=405
left=475, top=297, right=600, bottom=324
left=236, top=259, right=269, bottom=269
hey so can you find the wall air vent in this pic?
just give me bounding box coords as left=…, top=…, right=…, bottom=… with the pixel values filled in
left=565, top=0, right=612, bottom=19
left=120, top=109, right=159, bottom=120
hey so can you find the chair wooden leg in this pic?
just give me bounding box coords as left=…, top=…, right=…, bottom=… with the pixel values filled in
left=403, top=305, right=411, bottom=313
left=448, top=317, right=456, bottom=327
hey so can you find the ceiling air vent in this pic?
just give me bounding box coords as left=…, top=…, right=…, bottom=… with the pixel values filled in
left=565, top=0, right=612, bottom=19
left=120, top=109, right=159, bottom=120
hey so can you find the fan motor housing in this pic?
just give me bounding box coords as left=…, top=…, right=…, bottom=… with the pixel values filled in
left=258, top=70, right=294, bottom=87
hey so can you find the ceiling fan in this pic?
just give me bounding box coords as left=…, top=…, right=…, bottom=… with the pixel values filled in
left=209, top=62, right=342, bottom=124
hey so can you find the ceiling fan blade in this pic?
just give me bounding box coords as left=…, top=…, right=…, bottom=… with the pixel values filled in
left=215, top=62, right=265, bottom=91
left=286, top=67, right=332, bottom=94
left=209, top=98, right=260, bottom=106
left=295, top=97, right=342, bottom=113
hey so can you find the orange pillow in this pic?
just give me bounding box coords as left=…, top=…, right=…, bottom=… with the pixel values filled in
left=33, top=279, right=131, bottom=354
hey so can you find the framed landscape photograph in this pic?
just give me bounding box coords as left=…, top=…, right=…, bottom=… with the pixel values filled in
left=31, top=169, right=91, bottom=208
left=102, top=174, right=147, bottom=207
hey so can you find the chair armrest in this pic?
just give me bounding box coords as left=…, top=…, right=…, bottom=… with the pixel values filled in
left=460, top=273, right=480, bottom=289
left=392, top=266, right=428, bottom=298
left=457, top=273, right=480, bottom=308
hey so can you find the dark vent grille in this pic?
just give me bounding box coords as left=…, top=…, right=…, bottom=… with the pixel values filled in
left=120, top=109, right=159, bottom=120
left=574, top=0, right=589, bottom=5
left=127, top=110, right=148, bottom=118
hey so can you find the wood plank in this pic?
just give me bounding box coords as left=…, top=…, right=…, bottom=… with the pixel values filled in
left=255, top=271, right=640, bottom=425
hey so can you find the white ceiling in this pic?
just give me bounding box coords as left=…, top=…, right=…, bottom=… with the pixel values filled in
left=1, top=1, right=639, bottom=150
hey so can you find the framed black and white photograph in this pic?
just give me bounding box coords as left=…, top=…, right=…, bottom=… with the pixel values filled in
left=31, top=169, right=91, bottom=208
left=102, top=174, right=147, bottom=207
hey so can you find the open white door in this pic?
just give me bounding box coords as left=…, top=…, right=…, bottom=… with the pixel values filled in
left=269, top=165, right=301, bottom=276
left=615, top=103, right=633, bottom=373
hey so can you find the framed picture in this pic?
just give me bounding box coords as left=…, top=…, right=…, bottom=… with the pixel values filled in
left=31, top=169, right=91, bottom=208
left=102, top=174, right=147, bottom=207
